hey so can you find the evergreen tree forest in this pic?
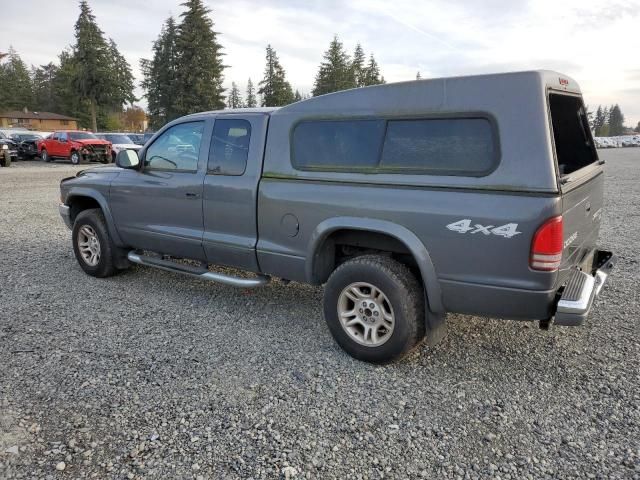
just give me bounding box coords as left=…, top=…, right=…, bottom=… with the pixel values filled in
left=592, top=104, right=627, bottom=137
left=2, top=2, right=632, bottom=135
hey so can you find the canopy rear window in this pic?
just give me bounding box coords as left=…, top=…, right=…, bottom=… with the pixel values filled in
left=549, top=93, right=598, bottom=176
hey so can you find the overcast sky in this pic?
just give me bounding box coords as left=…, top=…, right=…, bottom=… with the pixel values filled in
left=2, top=0, right=639, bottom=126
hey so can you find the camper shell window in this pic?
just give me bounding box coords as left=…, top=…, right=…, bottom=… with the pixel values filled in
left=292, top=117, right=497, bottom=176
left=549, top=93, right=598, bottom=176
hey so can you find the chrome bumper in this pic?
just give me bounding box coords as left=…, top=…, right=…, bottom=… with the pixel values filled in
left=554, top=251, right=616, bottom=326
left=59, top=204, right=72, bottom=230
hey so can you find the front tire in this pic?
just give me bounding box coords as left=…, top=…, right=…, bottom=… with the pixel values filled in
left=40, top=149, right=49, bottom=162
left=72, top=209, right=118, bottom=278
left=70, top=150, right=80, bottom=165
left=323, top=255, right=425, bottom=363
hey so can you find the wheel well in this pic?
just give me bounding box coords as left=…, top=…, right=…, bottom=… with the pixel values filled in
left=313, top=229, right=418, bottom=284
left=68, top=196, right=101, bottom=223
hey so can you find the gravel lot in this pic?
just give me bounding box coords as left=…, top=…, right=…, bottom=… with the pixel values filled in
left=1, top=150, right=639, bottom=480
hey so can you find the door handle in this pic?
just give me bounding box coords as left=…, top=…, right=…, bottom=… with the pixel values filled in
left=185, top=192, right=200, bottom=198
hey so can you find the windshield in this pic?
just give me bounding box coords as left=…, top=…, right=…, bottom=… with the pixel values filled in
left=103, top=134, right=133, bottom=144
left=68, top=132, right=97, bottom=140
left=13, top=134, right=41, bottom=141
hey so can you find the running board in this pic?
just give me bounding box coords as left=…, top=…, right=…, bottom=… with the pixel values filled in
left=127, top=251, right=270, bottom=288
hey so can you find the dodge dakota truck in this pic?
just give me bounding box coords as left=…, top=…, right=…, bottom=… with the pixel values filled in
left=58, top=70, right=615, bottom=363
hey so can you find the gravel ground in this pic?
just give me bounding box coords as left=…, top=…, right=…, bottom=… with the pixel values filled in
left=0, top=150, right=638, bottom=480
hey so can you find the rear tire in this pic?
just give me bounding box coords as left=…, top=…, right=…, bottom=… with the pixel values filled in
left=323, top=254, right=425, bottom=363
left=72, top=209, right=118, bottom=278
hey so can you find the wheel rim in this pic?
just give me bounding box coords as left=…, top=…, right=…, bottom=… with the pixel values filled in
left=41, top=151, right=47, bottom=161
left=77, top=225, right=101, bottom=266
left=337, top=282, right=395, bottom=347
left=71, top=153, right=79, bottom=164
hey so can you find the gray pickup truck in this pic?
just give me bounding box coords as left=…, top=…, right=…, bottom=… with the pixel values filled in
left=59, top=70, right=615, bottom=363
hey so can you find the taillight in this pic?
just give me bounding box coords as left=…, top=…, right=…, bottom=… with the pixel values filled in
left=530, top=216, right=563, bottom=271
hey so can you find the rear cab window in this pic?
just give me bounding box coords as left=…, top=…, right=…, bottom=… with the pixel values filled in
left=208, top=119, right=252, bottom=175
left=548, top=93, right=599, bottom=178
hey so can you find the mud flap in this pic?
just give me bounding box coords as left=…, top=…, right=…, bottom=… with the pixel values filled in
left=424, top=292, right=447, bottom=346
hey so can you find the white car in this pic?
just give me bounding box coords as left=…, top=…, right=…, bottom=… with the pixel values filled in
left=95, top=133, right=142, bottom=162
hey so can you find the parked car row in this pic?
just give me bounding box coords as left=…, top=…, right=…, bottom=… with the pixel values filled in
left=594, top=135, right=640, bottom=148
left=0, top=128, right=153, bottom=166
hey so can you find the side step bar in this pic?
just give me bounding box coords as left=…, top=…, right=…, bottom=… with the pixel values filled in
left=127, top=251, right=271, bottom=288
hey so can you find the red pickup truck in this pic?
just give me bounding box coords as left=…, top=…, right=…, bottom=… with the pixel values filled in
left=39, top=131, right=111, bottom=165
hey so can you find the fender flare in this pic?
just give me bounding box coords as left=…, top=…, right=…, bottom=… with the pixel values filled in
left=306, top=217, right=444, bottom=314
left=66, top=187, right=124, bottom=247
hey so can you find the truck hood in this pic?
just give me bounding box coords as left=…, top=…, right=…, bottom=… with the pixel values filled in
left=111, top=143, right=141, bottom=150
left=73, top=138, right=110, bottom=146
left=75, top=165, right=123, bottom=177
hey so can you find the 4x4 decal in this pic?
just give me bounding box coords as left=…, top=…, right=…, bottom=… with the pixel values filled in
left=446, top=219, right=521, bottom=238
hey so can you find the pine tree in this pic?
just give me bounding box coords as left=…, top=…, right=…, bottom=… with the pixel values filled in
left=258, top=45, right=294, bottom=107
left=416, top=71, right=422, bottom=80
left=245, top=78, right=257, bottom=108
left=312, top=36, right=356, bottom=96
left=0, top=47, right=34, bottom=111
left=31, top=63, right=60, bottom=112
left=174, top=0, right=226, bottom=116
left=227, top=82, right=243, bottom=108
left=608, top=104, right=625, bottom=136
left=106, top=38, right=136, bottom=110
left=293, top=89, right=303, bottom=102
left=594, top=105, right=604, bottom=135
left=71, top=1, right=112, bottom=131
left=361, top=55, right=384, bottom=86
left=634, top=121, right=640, bottom=133
left=352, top=43, right=366, bottom=87
left=53, top=50, right=86, bottom=124
left=141, top=17, right=179, bottom=128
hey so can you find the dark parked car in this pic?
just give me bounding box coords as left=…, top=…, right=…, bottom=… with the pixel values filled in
left=127, top=133, right=144, bottom=146
left=126, top=133, right=154, bottom=146
left=10, top=132, right=43, bottom=159
left=0, top=131, right=18, bottom=164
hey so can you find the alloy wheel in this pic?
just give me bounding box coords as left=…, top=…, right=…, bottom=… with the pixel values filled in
left=77, top=225, right=101, bottom=266
left=337, top=282, right=395, bottom=347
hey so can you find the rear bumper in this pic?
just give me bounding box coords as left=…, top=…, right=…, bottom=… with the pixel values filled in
left=553, top=250, right=616, bottom=326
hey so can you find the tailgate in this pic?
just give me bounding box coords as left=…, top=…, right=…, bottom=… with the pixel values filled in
left=548, top=92, right=604, bottom=276
left=560, top=171, right=603, bottom=271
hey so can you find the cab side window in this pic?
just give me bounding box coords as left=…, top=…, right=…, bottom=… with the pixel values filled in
left=59, top=132, right=68, bottom=142
left=144, top=121, right=204, bottom=172
left=208, top=119, right=251, bottom=176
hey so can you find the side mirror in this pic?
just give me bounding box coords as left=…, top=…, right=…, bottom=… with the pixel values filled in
left=116, top=149, right=140, bottom=169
